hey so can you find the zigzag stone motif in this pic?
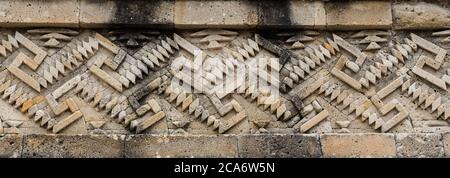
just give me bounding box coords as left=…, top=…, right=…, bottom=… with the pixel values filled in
left=2, top=29, right=450, bottom=135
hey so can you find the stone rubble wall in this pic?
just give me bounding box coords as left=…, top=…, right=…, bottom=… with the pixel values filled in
left=1, top=0, right=450, bottom=157
left=0, top=0, right=448, bottom=30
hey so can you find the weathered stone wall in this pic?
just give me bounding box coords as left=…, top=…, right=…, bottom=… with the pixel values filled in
left=1, top=0, right=450, bottom=157
left=0, top=0, right=449, bottom=30
left=2, top=133, right=450, bottom=158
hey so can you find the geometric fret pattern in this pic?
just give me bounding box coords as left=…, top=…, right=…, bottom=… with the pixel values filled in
left=1, top=29, right=450, bottom=135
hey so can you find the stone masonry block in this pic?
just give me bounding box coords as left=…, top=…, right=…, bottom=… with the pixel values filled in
left=441, top=133, right=450, bottom=157
left=0, top=134, right=22, bottom=158
left=238, top=134, right=322, bottom=158
left=393, top=2, right=450, bottom=29
left=125, top=135, right=238, bottom=158
left=174, top=0, right=258, bottom=29
left=396, top=133, right=444, bottom=158
left=22, top=134, right=125, bottom=158
left=0, top=0, right=79, bottom=27
left=325, top=1, right=392, bottom=30
left=321, top=134, right=396, bottom=158
left=258, top=0, right=325, bottom=29
left=80, top=0, right=174, bottom=28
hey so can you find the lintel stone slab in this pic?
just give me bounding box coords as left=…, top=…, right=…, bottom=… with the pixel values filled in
left=80, top=0, right=174, bottom=28
left=258, top=0, right=326, bottom=29
left=22, top=134, right=125, bottom=158
left=0, top=0, right=79, bottom=28
left=325, top=1, right=392, bottom=30
left=320, top=134, right=396, bottom=158
left=238, top=134, right=322, bottom=158
left=174, top=0, right=258, bottom=29
left=125, top=135, right=238, bottom=158
left=393, top=2, right=450, bottom=29
left=0, top=134, right=22, bottom=158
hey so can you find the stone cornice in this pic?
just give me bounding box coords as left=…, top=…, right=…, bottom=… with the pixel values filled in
left=0, top=0, right=449, bottom=30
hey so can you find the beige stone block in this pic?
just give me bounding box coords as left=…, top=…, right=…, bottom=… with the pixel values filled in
left=0, top=0, right=79, bottom=27
left=325, top=1, right=392, bottom=30
left=393, top=2, right=450, bottom=29
left=174, top=0, right=257, bottom=29
left=80, top=0, right=174, bottom=28
left=321, top=134, right=396, bottom=158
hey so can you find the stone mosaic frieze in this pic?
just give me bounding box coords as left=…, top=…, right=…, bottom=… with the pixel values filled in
left=1, top=28, right=450, bottom=135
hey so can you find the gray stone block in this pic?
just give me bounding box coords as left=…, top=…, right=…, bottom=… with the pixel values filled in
left=125, top=135, right=238, bottom=158
left=0, top=134, right=22, bottom=158
left=238, top=134, right=321, bottom=158
left=22, top=134, right=125, bottom=158
left=396, top=133, right=444, bottom=158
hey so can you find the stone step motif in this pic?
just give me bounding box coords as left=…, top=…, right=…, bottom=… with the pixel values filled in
left=317, top=81, right=358, bottom=112
left=130, top=98, right=166, bottom=134
left=107, top=30, right=158, bottom=48
left=0, top=33, right=19, bottom=58
left=276, top=31, right=339, bottom=93
left=409, top=33, right=448, bottom=90
left=361, top=76, right=409, bottom=132
left=73, top=74, right=129, bottom=122
left=27, top=28, right=79, bottom=48
left=26, top=74, right=88, bottom=133
left=0, top=118, right=23, bottom=134
left=164, top=30, right=250, bottom=133
left=5, top=32, right=48, bottom=92
left=402, top=80, right=450, bottom=121
left=0, top=70, right=38, bottom=110
left=189, top=29, right=238, bottom=50
left=290, top=78, right=330, bottom=133
left=350, top=30, right=390, bottom=51
left=122, top=74, right=171, bottom=132
left=330, top=34, right=368, bottom=92
left=432, top=29, right=450, bottom=43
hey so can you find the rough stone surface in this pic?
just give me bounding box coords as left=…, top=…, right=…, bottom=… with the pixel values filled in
left=0, top=134, right=22, bottom=158
left=125, top=135, right=238, bottom=158
left=22, top=135, right=125, bottom=158
left=174, top=0, right=258, bottom=28
left=1, top=0, right=450, bottom=158
left=238, top=134, right=322, bottom=158
left=396, top=133, right=444, bottom=158
left=321, top=134, right=397, bottom=158
left=258, top=0, right=326, bottom=29
left=393, top=2, right=450, bottom=29
left=80, top=0, right=174, bottom=28
left=440, top=133, right=450, bottom=157
left=325, top=1, right=392, bottom=30
left=0, top=0, right=79, bottom=27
